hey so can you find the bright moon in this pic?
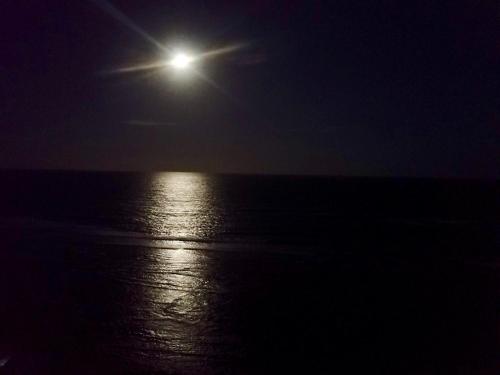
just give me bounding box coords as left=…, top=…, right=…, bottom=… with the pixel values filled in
left=169, top=53, right=194, bottom=70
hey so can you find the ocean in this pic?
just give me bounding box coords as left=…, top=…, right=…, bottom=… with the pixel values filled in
left=0, top=171, right=498, bottom=374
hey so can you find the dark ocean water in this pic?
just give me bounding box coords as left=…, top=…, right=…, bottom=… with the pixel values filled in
left=0, top=171, right=498, bottom=374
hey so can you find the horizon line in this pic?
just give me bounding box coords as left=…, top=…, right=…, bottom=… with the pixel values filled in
left=0, top=167, right=498, bottom=181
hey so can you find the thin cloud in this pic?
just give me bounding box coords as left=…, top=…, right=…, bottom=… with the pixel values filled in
left=123, top=120, right=177, bottom=127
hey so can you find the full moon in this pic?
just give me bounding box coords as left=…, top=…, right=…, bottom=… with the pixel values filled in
left=169, top=52, right=194, bottom=70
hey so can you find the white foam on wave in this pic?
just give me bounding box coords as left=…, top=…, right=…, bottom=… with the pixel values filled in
left=0, top=356, right=10, bottom=367
left=0, top=216, right=313, bottom=256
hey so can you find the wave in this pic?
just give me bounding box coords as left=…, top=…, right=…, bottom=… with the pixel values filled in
left=0, top=216, right=313, bottom=255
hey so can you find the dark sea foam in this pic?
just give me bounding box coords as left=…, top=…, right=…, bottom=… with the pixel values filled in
left=0, top=171, right=498, bottom=374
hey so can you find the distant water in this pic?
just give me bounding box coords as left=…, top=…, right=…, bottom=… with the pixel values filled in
left=0, top=171, right=498, bottom=374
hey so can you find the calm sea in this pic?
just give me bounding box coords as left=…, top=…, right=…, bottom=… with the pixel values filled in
left=0, top=171, right=498, bottom=374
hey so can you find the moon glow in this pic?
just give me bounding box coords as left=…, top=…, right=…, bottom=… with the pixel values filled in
left=169, top=52, right=194, bottom=70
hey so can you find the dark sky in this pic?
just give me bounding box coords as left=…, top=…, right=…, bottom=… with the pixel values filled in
left=1, top=0, right=498, bottom=176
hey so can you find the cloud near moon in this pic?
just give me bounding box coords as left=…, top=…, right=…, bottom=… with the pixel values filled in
left=123, top=120, right=177, bottom=127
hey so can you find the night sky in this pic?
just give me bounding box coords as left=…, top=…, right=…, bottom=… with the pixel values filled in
left=1, top=0, right=498, bottom=177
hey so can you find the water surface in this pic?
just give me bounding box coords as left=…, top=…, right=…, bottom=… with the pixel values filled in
left=0, top=171, right=498, bottom=373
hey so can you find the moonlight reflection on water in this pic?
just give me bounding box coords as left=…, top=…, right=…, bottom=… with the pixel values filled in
left=143, top=172, right=220, bottom=239
left=126, top=173, right=223, bottom=371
